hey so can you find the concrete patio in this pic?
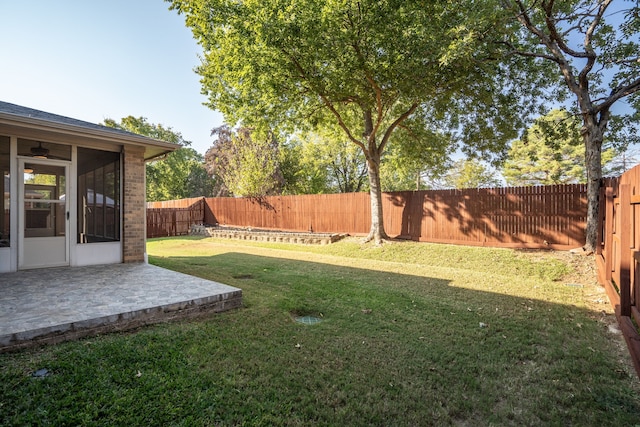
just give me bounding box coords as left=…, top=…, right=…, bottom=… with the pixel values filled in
left=0, top=263, right=242, bottom=351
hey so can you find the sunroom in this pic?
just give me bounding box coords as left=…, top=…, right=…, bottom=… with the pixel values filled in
left=0, top=101, right=177, bottom=272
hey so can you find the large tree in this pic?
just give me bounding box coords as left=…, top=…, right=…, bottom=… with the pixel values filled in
left=170, top=0, right=542, bottom=243
left=502, top=0, right=640, bottom=251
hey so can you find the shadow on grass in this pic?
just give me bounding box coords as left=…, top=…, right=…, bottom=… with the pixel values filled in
left=142, top=251, right=640, bottom=425
left=1, top=250, right=638, bottom=426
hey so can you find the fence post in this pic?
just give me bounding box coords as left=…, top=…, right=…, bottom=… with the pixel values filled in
left=619, top=184, right=632, bottom=317
left=604, top=187, right=615, bottom=282
left=596, top=184, right=606, bottom=256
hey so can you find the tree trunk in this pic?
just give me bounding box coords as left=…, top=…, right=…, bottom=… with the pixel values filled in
left=582, top=115, right=603, bottom=253
left=364, top=152, right=389, bottom=244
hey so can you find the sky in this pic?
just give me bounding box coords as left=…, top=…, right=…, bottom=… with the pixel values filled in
left=0, top=0, right=223, bottom=155
left=1, top=1, right=637, bottom=161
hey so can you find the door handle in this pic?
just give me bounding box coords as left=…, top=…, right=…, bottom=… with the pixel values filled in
left=67, top=211, right=70, bottom=220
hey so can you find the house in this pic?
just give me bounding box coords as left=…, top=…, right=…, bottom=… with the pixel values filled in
left=0, top=101, right=177, bottom=272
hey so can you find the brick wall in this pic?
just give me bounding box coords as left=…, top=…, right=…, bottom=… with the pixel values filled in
left=122, top=145, right=146, bottom=262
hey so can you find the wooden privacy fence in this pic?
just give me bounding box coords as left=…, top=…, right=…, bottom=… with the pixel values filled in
left=201, top=185, right=587, bottom=249
left=146, top=197, right=205, bottom=238
left=596, top=166, right=640, bottom=377
left=146, top=185, right=588, bottom=249
left=147, top=181, right=640, bottom=377
left=382, top=185, right=585, bottom=248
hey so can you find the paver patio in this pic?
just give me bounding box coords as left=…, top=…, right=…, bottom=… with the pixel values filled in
left=0, top=263, right=242, bottom=351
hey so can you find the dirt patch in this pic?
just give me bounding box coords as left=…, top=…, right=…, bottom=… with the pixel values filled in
left=529, top=249, right=639, bottom=381
left=549, top=250, right=599, bottom=286
left=232, top=274, right=254, bottom=280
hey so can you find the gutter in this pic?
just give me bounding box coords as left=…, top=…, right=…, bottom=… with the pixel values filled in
left=145, top=152, right=170, bottom=163
left=0, top=111, right=178, bottom=152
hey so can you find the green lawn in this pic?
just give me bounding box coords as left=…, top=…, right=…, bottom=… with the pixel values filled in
left=1, top=236, right=639, bottom=426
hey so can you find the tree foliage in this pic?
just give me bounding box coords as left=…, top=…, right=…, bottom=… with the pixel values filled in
left=205, top=125, right=283, bottom=198
left=103, top=116, right=215, bottom=201
left=441, top=159, right=501, bottom=189
left=284, top=129, right=368, bottom=194
left=146, top=147, right=215, bottom=201
left=503, top=110, right=616, bottom=186
left=103, top=116, right=187, bottom=145
left=279, top=139, right=333, bottom=195
left=501, top=0, right=640, bottom=250
left=169, top=0, right=546, bottom=243
left=379, top=128, right=457, bottom=191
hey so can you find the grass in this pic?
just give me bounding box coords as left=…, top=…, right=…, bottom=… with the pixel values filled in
left=1, top=236, right=639, bottom=426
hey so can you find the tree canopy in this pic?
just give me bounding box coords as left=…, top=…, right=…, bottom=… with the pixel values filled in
left=146, top=147, right=215, bottom=201
left=170, top=0, right=546, bottom=243
left=104, top=116, right=188, bottom=145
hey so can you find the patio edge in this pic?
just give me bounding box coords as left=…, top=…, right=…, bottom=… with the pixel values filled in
left=0, top=289, right=243, bottom=353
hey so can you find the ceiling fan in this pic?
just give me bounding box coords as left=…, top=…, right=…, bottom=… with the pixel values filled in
left=30, top=142, right=49, bottom=159
left=29, top=142, right=68, bottom=160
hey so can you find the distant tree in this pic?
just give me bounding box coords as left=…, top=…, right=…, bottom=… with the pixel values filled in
left=145, top=147, right=215, bottom=201
left=323, top=139, right=368, bottom=194
left=286, top=130, right=368, bottom=194
left=503, top=110, right=615, bottom=186
left=378, top=155, right=425, bottom=192
left=442, top=159, right=501, bottom=189
left=170, top=0, right=546, bottom=243
left=604, top=148, right=640, bottom=177
left=104, top=116, right=186, bottom=145
left=503, top=139, right=584, bottom=186
left=283, top=128, right=452, bottom=194
left=377, top=126, right=457, bottom=192
left=279, top=139, right=332, bottom=195
left=205, top=125, right=284, bottom=197
left=103, top=116, right=215, bottom=201
left=502, top=0, right=640, bottom=250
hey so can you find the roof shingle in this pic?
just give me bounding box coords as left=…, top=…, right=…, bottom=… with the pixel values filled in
left=0, top=100, right=146, bottom=139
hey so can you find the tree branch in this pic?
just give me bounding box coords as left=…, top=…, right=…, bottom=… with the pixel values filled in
left=506, top=0, right=580, bottom=93
left=378, top=103, right=419, bottom=154
left=282, top=47, right=367, bottom=152
left=349, top=38, right=386, bottom=150
left=502, top=42, right=561, bottom=63
left=541, top=0, right=592, bottom=59
left=578, top=0, right=611, bottom=88
left=366, top=74, right=385, bottom=145
left=598, top=78, right=640, bottom=112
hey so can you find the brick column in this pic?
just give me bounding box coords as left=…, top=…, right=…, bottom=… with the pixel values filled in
left=122, top=145, right=146, bottom=263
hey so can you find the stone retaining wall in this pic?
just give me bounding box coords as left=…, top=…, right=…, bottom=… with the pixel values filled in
left=190, top=225, right=345, bottom=245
